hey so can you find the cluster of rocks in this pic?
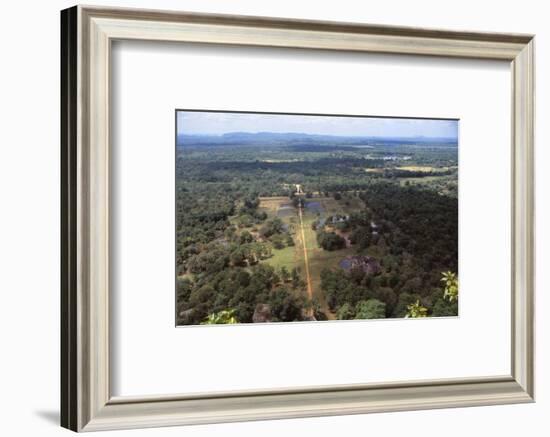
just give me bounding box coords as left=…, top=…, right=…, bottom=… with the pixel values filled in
left=340, top=255, right=381, bottom=275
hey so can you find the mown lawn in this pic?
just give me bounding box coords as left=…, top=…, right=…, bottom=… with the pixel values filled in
left=258, top=194, right=362, bottom=319
left=398, top=175, right=449, bottom=187
left=307, top=246, right=356, bottom=318
left=264, top=245, right=301, bottom=271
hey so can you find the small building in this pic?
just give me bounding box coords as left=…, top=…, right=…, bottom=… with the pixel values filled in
left=331, top=214, right=349, bottom=224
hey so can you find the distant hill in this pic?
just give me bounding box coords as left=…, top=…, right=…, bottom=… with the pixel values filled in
left=176, top=131, right=458, bottom=148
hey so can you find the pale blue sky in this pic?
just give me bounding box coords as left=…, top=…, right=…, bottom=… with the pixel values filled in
left=177, top=111, right=458, bottom=139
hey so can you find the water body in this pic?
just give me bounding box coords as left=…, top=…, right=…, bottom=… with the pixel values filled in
left=277, top=205, right=295, bottom=218
left=305, top=201, right=324, bottom=214
left=339, top=258, right=352, bottom=270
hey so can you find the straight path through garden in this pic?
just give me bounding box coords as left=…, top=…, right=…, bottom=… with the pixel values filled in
left=297, top=199, right=314, bottom=318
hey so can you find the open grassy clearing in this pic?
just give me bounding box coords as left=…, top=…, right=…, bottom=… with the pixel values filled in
left=257, top=194, right=364, bottom=319
left=367, top=165, right=457, bottom=174
left=396, top=165, right=439, bottom=172
left=301, top=204, right=357, bottom=318
left=398, top=175, right=450, bottom=186
left=308, top=247, right=356, bottom=319
left=337, top=195, right=365, bottom=212
left=300, top=214, right=319, bottom=252
left=316, top=197, right=340, bottom=215
left=259, top=196, right=309, bottom=302
left=264, top=245, right=300, bottom=271
left=309, top=196, right=364, bottom=216
left=258, top=196, right=290, bottom=214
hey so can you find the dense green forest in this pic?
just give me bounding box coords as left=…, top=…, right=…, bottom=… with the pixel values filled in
left=176, top=136, right=458, bottom=325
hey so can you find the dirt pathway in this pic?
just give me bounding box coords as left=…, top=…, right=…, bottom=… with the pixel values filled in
left=297, top=202, right=314, bottom=317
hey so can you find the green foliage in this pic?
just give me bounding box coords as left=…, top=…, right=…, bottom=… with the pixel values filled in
left=372, top=287, right=398, bottom=316
left=176, top=278, right=193, bottom=303
left=176, top=136, right=458, bottom=324
left=321, top=268, right=370, bottom=310
left=201, top=309, right=239, bottom=325
left=269, top=287, right=304, bottom=322
left=317, top=231, right=346, bottom=251
left=392, top=292, right=420, bottom=318
left=259, top=218, right=285, bottom=238
left=239, top=230, right=254, bottom=244
left=336, top=303, right=355, bottom=320
left=280, top=266, right=290, bottom=283
left=187, top=245, right=230, bottom=275
left=229, top=242, right=271, bottom=267
left=291, top=267, right=304, bottom=289
left=357, top=183, right=458, bottom=274
left=406, top=300, right=428, bottom=318
left=349, top=226, right=371, bottom=248
left=441, top=271, right=459, bottom=302
left=311, top=299, right=328, bottom=321
left=355, top=299, right=386, bottom=320
left=432, top=297, right=458, bottom=317
left=271, top=234, right=286, bottom=250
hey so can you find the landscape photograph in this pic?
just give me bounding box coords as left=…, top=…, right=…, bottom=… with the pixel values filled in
left=176, top=110, right=459, bottom=325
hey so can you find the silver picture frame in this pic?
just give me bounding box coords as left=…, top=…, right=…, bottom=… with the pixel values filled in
left=61, top=5, right=535, bottom=432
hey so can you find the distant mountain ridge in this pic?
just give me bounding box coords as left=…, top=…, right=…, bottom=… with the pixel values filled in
left=177, top=131, right=458, bottom=147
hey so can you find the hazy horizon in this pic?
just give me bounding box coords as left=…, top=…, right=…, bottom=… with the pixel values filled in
left=177, top=111, right=459, bottom=140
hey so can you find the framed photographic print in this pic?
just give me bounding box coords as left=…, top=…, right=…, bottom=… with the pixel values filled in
left=61, top=5, right=535, bottom=432
left=175, top=110, right=459, bottom=325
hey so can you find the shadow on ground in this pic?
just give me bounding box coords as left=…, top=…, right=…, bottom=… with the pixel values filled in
left=35, top=410, right=59, bottom=426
